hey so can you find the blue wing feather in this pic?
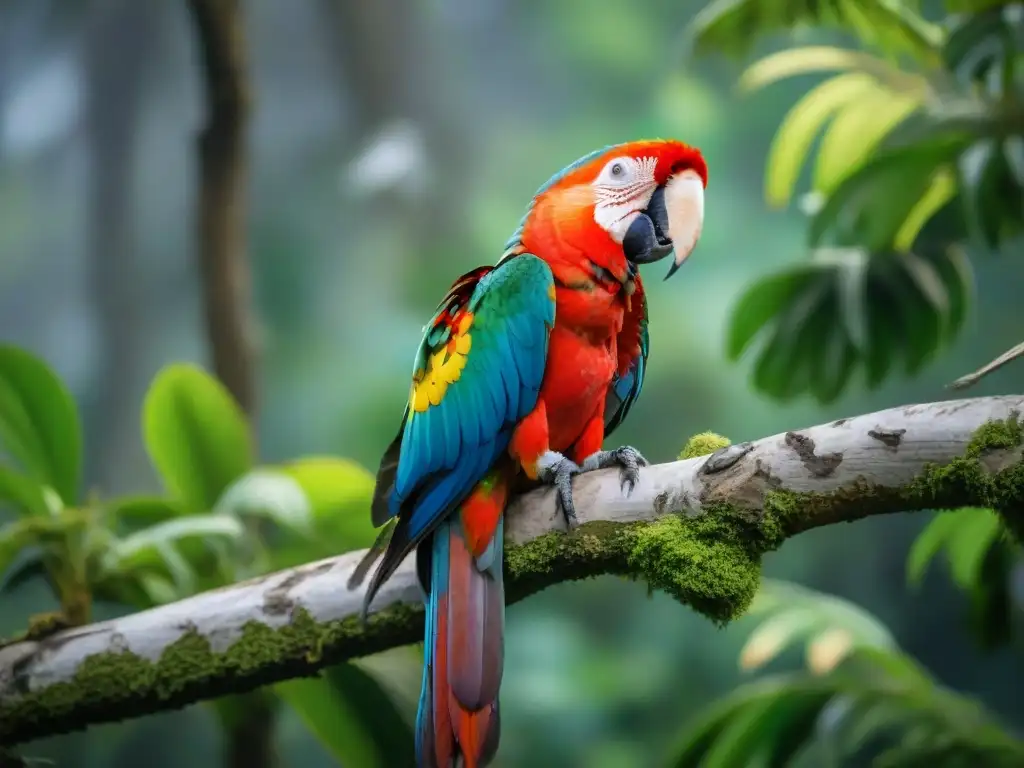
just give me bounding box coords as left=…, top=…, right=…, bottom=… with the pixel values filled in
left=363, top=254, right=555, bottom=609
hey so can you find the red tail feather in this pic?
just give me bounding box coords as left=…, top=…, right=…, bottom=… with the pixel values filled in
left=419, top=474, right=507, bottom=767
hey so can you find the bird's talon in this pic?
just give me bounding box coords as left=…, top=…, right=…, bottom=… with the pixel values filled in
left=537, top=451, right=582, bottom=529
left=581, top=445, right=647, bottom=498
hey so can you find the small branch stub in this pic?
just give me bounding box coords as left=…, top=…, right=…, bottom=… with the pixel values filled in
left=950, top=340, right=1024, bottom=391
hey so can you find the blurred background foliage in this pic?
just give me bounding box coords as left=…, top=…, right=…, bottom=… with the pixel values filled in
left=0, top=0, right=1023, bottom=766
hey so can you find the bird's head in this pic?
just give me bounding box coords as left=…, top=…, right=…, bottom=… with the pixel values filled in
left=504, top=139, right=707, bottom=282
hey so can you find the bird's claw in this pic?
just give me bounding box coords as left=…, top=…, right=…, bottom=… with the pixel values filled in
left=581, top=445, right=649, bottom=497
left=536, top=451, right=583, bottom=529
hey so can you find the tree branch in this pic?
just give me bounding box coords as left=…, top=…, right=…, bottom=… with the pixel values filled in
left=187, top=0, right=256, bottom=418
left=2, top=395, right=1023, bottom=746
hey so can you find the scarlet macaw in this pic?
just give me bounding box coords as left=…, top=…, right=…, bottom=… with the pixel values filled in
left=354, top=139, right=707, bottom=767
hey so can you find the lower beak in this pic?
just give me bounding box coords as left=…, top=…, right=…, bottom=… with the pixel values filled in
left=622, top=170, right=705, bottom=281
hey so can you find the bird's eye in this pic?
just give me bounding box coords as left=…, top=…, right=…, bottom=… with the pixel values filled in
left=610, top=162, right=624, bottom=177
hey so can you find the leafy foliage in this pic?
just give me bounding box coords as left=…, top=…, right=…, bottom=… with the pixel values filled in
left=907, top=507, right=1022, bottom=648
left=691, top=0, right=1024, bottom=402
left=0, top=346, right=416, bottom=765
left=275, top=647, right=420, bottom=767
left=726, top=246, right=972, bottom=400
left=669, top=580, right=1024, bottom=767
left=142, top=363, right=253, bottom=511
left=0, top=344, right=82, bottom=506
left=689, top=0, right=943, bottom=62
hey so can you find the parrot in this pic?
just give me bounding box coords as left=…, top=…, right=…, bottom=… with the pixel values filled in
left=350, top=139, right=708, bottom=767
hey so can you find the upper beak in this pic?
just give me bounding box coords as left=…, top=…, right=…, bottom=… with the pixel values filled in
left=622, top=169, right=705, bottom=281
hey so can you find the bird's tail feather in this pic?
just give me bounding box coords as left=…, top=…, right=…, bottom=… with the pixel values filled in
left=416, top=476, right=507, bottom=768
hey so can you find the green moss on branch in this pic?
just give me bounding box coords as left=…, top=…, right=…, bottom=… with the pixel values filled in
left=0, top=604, right=423, bottom=746
left=506, top=510, right=781, bottom=625
left=679, top=431, right=731, bottom=460
left=3, top=414, right=1023, bottom=746
left=763, top=413, right=1024, bottom=538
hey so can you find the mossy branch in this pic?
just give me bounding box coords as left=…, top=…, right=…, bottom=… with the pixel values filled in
left=2, top=395, right=1023, bottom=747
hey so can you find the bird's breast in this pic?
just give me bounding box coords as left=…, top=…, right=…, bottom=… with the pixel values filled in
left=539, top=296, right=620, bottom=451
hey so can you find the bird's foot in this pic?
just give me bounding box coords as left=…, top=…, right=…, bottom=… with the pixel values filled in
left=536, top=451, right=582, bottom=529
left=580, top=445, right=649, bottom=496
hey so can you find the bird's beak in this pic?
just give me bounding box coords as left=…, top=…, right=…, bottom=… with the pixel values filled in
left=622, top=169, right=705, bottom=281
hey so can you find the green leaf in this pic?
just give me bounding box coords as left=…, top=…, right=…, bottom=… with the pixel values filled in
left=814, top=89, right=923, bottom=195
left=276, top=660, right=415, bottom=768
left=735, top=242, right=973, bottom=403
left=266, top=457, right=378, bottom=570
left=0, top=467, right=51, bottom=518
left=0, top=519, right=52, bottom=584
left=943, top=508, right=1003, bottom=590
left=959, top=138, right=1024, bottom=251
left=0, top=345, right=82, bottom=505
left=893, top=168, right=959, bottom=251
left=764, top=73, right=879, bottom=207
left=967, top=537, right=1016, bottom=649
left=142, top=364, right=253, bottom=510
left=740, top=608, right=822, bottom=671
left=214, top=469, right=312, bottom=534
left=670, top=675, right=833, bottom=767
left=886, top=253, right=948, bottom=374
left=907, top=513, right=961, bottom=587
left=0, top=544, right=48, bottom=595
left=282, top=457, right=377, bottom=549
left=833, top=250, right=869, bottom=351
left=810, top=134, right=971, bottom=250
left=701, top=685, right=832, bottom=768
left=105, top=495, right=190, bottom=532
left=727, top=266, right=821, bottom=361
left=100, top=515, right=244, bottom=590
left=751, top=276, right=833, bottom=400
left=741, top=579, right=897, bottom=671
left=931, top=246, right=974, bottom=343
left=352, top=646, right=423, bottom=723
left=686, top=0, right=943, bottom=62
left=672, top=619, right=1024, bottom=768
left=736, top=46, right=929, bottom=206
left=942, top=8, right=1013, bottom=83
left=738, top=46, right=930, bottom=93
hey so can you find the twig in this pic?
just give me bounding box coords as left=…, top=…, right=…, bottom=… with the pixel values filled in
left=950, top=341, right=1024, bottom=391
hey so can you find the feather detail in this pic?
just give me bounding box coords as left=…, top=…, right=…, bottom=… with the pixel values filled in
left=416, top=487, right=506, bottom=767
left=361, top=254, right=555, bottom=621
left=604, top=274, right=649, bottom=438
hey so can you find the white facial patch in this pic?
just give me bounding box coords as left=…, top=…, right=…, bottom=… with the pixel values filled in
left=592, top=155, right=659, bottom=243
left=663, top=168, right=705, bottom=266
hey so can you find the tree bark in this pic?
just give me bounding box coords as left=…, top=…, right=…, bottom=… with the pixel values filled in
left=1, top=395, right=1022, bottom=747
